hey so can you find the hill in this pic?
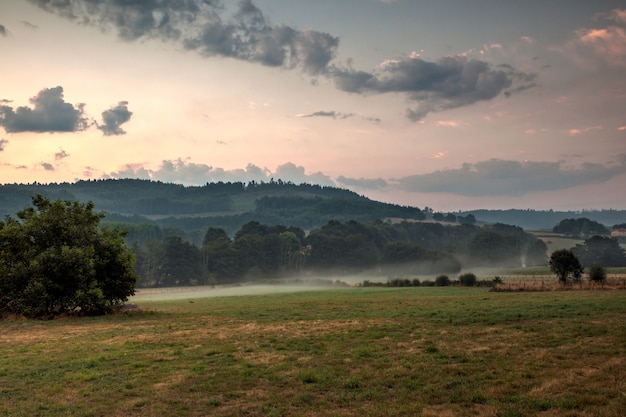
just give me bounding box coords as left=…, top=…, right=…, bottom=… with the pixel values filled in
left=0, top=179, right=425, bottom=242
left=2, top=180, right=625, bottom=243
left=459, top=209, right=626, bottom=231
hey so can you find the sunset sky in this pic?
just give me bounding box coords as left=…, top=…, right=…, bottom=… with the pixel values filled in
left=1, top=0, right=625, bottom=211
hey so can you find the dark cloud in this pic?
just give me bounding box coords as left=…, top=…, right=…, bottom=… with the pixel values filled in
left=30, top=0, right=534, bottom=119
left=98, top=101, right=132, bottom=136
left=55, top=148, right=69, bottom=160
left=22, top=21, right=39, bottom=30
left=336, top=176, right=388, bottom=190
left=0, top=86, right=89, bottom=133
left=0, top=24, right=7, bottom=37
left=332, top=55, right=536, bottom=121
left=181, top=2, right=340, bottom=75
left=41, top=162, right=54, bottom=171
left=28, top=0, right=208, bottom=41
left=0, top=138, right=7, bottom=151
left=298, top=110, right=353, bottom=119
left=393, top=157, right=626, bottom=196
left=297, top=110, right=380, bottom=123
left=31, top=0, right=339, bottom=76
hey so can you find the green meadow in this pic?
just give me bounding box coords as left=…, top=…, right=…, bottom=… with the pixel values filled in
left=1, top=287, right=625, bottom=417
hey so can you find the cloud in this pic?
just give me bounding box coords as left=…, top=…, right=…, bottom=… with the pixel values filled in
left=563, top=9, right=626, bottom=68
left=98, top=101, right=132, bottom=136
left=30, top=0, right=339, bottom=76
left=332, top=54, right=536, bottom=121
left=274, top=162, right=334, bottom=185
left=41, top=162, right=54, bottom=171
left=0, top=138, right=7, bottom=151
left=297, top=110, right=353, bottom=119
left=0, top=24, right=7, bottom=37
left=393, top=158, right=626, bottom=196
left=435, top=120, right=461, bottom=127
left=610, top=9, right=626, bottom=23
left=0, top=86, right=89, bottom=133
left=336, top=176, right=388, bottom=190
left=104, top=159, right=335, bottom=186
left=296, top=110, right=381, bottom=123
left=55, top=148, right=69, bottom=160
left=22, top=21, right=39, bottom=30
left=567, top=125, right=603, bottom=136
left=31, top=0, right=536, bottom=120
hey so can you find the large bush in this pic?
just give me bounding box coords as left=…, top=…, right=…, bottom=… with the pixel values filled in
left=0, top=195, right=138, bottom=318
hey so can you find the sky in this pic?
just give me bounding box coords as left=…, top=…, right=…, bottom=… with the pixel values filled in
left=1, top=0, right=625, bottom=212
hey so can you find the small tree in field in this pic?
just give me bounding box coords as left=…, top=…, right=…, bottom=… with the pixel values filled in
left=549, top=249, right=583, bottom=285
left=435, top=275, right=450, bottom=286
left=587, top=264, right=607, bottom=287
left=0, top=195, right=138, bottom=318
left=458, top=272, right=477, bottom=286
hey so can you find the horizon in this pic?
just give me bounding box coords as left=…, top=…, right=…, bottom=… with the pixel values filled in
left=1, top=1, right=625, bottom=212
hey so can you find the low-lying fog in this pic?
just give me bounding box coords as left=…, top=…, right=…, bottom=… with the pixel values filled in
left=130, top=267, right=516, bottom=302
left=131, top=284, right=338, bottom=302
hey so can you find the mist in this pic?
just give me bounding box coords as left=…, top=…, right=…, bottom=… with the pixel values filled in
left=131, top=282, right=343, bottom=302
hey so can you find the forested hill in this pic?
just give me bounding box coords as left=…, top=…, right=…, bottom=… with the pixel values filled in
left=0, top=179, right=425, bottom=240
left=458, top=209, right=626, bottom=231
left=1, top=180, right=624, bottom=240
left=0, top=179, right=371, bottom=216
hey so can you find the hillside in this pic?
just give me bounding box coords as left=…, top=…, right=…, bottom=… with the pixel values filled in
left=0, top=179, right=425, bottom=241
left=459, top=208, right=626, bottom=231
left=1, top=180, right=625, bottom=242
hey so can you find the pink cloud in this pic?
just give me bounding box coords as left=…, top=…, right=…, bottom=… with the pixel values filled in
left=567, top=125, right=603, bottom=136
left=435, top=120, right=461, bottom=127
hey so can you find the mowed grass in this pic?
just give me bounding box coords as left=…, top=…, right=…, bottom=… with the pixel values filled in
left=1, top=288, right=625, bottom=417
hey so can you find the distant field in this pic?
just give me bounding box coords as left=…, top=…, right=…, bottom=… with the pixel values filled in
left=531, top=232, right=583, bottom=254
left=2, top=287, right=625, bottom=416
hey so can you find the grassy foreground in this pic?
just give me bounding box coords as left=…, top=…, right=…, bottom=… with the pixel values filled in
left=1, top=287, right=625, bottom=417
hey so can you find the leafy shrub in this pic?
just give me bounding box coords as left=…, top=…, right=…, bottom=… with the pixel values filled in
left=587, top=264, right=606, bottom=284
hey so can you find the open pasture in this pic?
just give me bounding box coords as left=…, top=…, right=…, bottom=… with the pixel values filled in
left=1, top=287, right=625, bottom=417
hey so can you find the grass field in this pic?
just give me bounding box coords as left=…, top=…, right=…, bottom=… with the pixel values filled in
left=1, top=287, right=625, bottom=417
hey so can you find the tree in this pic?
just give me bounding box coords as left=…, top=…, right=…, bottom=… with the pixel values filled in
left=526, top=239, right=548, bottom=266
left=552, top=218, right=609, bottom=238
left=458, top=272, right=477, bottom=286
left=586, top=264, right=606, bottom=287
left=571, top=235, right=626, bottom=267
left=435, top=275, right=451, bottom=286
left=202, top=237, right=240, bottom=283
left=549, top=249, right=583, bottom=285
left=156, top=236, right=210, bottom=287
left=203, top=227, right=229, bottom=246
left=458, top=214, right=476, bottom=225
left=468, top=231, right=521, bottom=267
left=0, top=195, right=138, bottom=317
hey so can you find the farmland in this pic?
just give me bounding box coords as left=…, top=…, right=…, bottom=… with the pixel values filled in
left=1, top=286, right=625, bottom=416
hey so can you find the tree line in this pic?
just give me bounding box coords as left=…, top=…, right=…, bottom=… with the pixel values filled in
left=132, top=219, right=550, bottom=287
